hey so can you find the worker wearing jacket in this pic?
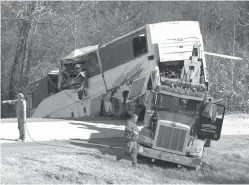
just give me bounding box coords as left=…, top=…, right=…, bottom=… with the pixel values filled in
left=2, top=93, right=27, bottom=142
left=116, top=114, right=139, bottom=167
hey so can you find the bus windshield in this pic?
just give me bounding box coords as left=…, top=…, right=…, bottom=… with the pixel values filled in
left=158, top=93, right=200, bottom=115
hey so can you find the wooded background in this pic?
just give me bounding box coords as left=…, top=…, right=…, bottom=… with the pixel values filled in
left=1, top=1, right=249, bottom=112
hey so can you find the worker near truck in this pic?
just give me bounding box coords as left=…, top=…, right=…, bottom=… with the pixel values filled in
left=116, top=114, right=139, bottom=167
left=2, top=93, right=27, bottom=142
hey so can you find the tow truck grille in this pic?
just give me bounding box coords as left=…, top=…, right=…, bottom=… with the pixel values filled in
left=154, top=124, right=187, bottom=153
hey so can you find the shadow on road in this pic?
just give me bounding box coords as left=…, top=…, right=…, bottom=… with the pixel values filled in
left=0, top=138, right=17, bottom=142
left=68, top=121, right=125, bottom=139
left=68, top=120, right=152, bottom=165
left=69, top=138, right=124, bottom=154
left=68, top=120, right=126, bottom=158
left=66, top=116, right=126, bottom=125
left=67, top=117, right=144, bottom=126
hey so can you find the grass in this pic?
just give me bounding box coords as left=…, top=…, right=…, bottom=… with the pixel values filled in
left=1, top=135, right=249, bottom=184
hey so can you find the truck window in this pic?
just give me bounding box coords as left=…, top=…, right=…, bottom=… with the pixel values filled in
left=48, top=74, right=58, bottom=95
left=158, top=94, right=179, bottom=112
left=178, top=99, right=200, bottom=115
left=28, top=92, right=35, bottom=109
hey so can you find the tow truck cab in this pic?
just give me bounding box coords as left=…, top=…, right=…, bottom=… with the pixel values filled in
left=137, top=86, right=226, bottom=168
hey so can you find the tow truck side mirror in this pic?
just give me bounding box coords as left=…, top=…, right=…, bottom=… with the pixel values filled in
left=197, top=103, right=226, bottom=141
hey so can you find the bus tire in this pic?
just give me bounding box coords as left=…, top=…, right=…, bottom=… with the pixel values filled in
left=111, top=98, right=124, bottom=116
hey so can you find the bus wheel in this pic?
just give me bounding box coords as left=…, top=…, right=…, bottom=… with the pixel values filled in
left=126, top=101, right=136, bottom=116
left=111, top=98, right=124, bottom=116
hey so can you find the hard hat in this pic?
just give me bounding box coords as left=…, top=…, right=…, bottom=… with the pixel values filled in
left=18, top=93, right=24, bottom=99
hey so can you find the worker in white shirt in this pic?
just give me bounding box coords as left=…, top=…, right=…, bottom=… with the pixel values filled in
left=2, top=93, right=27, bottom=142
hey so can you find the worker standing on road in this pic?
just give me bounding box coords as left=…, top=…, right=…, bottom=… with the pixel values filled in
left=116, top=114, right=139, bottom=168
left=2, top=93, right=27, bottom=142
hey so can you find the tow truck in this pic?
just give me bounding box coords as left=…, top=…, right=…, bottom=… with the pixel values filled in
left=136, top=84, right=225, bottom=169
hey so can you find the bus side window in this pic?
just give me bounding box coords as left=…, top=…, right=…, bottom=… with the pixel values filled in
left=147, top=77, right=153, bottom=90
left=132, top=35, right=147, bottom=57
left=87, top=53, right=101, bottom=78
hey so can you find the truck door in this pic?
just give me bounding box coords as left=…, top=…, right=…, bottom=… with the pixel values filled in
left=144, top=90, right=157, bottom=127
left=196, top=103, right=226, bottom=140
left=126, top=75, right=149, bottom=102
left=125, top=75, right=150, bottom=116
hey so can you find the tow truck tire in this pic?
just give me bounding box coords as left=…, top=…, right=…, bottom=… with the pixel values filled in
left=204, top=139, right=211, bottom=147
left=111, top=98, right=124, bottom=116
left=190, top=139, right=205, bottom=171
left=196, top=148, right=205, bottom=171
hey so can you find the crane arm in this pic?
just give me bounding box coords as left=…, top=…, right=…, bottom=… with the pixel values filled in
left=204, top=52, right=243, bottom=61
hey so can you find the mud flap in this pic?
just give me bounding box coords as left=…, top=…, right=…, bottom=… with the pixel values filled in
left=204, top=139, right=211, bottom=147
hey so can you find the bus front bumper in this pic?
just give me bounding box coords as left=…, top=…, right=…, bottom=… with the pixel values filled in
left=137, top=144, right=202, bottom=167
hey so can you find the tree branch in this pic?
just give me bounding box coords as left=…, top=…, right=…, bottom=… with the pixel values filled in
left=1, top=17, right=63, bottom=26
left=237, top=17, right=249, bottom=27
left=70, top=16, right=77, bottom=50
left=76, top=2, right=92, bottom=14
left=28, top=6, right=46, bottom=18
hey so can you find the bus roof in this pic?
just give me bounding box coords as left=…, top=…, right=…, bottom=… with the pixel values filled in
left=60, top=21, right=201, bottom=62
left=149, top=21, right=201, bottom=44
left=103, top=21, right=200, bottom=47
left=61, top=45, right=99, bottom=61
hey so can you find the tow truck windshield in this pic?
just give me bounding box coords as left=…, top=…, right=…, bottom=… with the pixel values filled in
left=157, top=93, right=200, bottom=116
